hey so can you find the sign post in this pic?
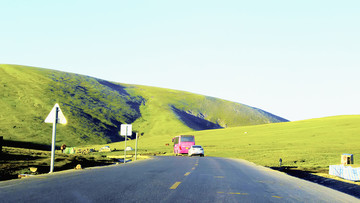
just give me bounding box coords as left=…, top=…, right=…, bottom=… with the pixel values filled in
left=45, top=103, right=67, bottom=173
left=120, top=124, right=132, bottom=164
left=135, top=132, right=139, bottom=160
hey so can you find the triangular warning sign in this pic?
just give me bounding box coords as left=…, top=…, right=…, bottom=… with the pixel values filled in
left=45, top=103, right=67, bottom=124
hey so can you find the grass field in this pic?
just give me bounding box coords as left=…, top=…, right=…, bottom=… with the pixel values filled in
left=103, top=115, right=360, bottom=173
left=194, top=115, right=360, bottom=170
left=0, top=146, right=118, bottom=181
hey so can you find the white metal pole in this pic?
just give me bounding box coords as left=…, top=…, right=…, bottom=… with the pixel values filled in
left=135, top=132, right=138, bottom=160
left=124, top=125, right=127, bottom=164
left=50, top=107, right=58, bottom=173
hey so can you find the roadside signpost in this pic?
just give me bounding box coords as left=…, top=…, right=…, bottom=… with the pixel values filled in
left=135, top=132, right=139, bottom=161
left=120, top=124, right=132, bottom=164
left=45, top=103, right=67, bottom=173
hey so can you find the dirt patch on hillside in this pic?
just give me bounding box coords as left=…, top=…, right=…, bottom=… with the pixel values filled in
left=171, top=106, right=223, bottom=130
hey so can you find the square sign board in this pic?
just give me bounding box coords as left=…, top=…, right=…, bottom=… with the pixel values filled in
left=120, top=124, right=132, bottom=137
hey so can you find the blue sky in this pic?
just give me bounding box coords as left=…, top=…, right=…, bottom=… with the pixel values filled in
left=1, top=0, right=359, bottom=121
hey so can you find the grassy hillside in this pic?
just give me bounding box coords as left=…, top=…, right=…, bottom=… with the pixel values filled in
left=109, top=115, right=360, bottom=171
left=128, top=84, right=288, bottom=137
left=1, top=65, right=142, bottom=146
left=0, top=64, right=287, bottom=147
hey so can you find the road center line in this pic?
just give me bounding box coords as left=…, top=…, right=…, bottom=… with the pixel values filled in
left=229, top=192, right=249, bottom=195
left=217, top=192, right=249, bottom=195
left=169, top=182, right=181, bottom=189
left=184, top=172, right=191, bottom=176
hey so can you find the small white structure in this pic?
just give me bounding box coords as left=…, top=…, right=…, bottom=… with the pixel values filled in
left=125, top=146, right=133, bottom=151
left=99, top=146, right=111, bottom=152
left=329, top=165, right=360, bottom=181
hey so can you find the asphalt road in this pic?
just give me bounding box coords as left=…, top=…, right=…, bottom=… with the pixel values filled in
left=0, top=156, right=358, bottom=202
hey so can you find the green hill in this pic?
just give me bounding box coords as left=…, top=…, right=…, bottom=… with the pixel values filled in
left=0, top=64, right=288, bottom=147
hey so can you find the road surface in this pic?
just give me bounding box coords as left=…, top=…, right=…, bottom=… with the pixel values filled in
left=0, top=156, right=358, bottom=202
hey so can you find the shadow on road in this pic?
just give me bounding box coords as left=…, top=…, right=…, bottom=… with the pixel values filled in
left=271, top=167, right=360, bottom=198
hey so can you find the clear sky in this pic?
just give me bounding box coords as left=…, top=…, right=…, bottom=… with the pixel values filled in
left=1, top=0, right=359, bottom=121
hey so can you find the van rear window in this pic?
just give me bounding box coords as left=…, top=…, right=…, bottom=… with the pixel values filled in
left=181, top=136, right=194, bottom=142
